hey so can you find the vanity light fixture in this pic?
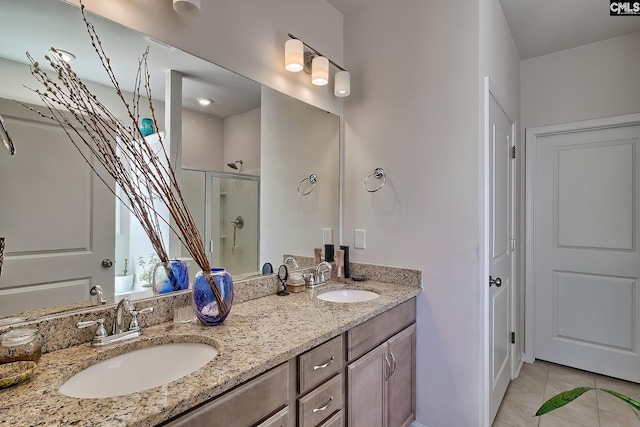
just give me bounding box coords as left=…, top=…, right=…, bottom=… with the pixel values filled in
left=50, top=48, right=75, bottom=63
left=197, top=97, right=213, bottom=106
left=285, top=33, right=350, bottom=97
left=173, top=0, right=201, bottom=17
left=284, top=39, right=304, bottom=72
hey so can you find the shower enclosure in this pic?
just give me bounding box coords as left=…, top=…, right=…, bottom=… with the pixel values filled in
left=181, top=168, right=260, bottom=276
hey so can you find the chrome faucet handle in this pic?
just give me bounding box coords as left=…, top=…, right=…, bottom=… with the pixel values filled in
left=77, top=318, right=108, bottom=344
left=128, top=306, right=154, bottom=332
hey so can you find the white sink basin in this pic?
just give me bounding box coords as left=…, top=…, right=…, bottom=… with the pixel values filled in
left=316, top=289, right=380, bottom=303
left=59, top=343, right=217, bottom=398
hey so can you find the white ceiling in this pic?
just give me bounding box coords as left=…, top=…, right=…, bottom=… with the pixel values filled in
left=328, top=0, right=640, bottom=60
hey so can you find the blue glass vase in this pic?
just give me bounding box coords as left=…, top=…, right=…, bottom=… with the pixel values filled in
left=152, top=259, right=189, bottom=295
left=139, top=118, right=155, bottom=137
left=192, top=268, right=233, bottom=326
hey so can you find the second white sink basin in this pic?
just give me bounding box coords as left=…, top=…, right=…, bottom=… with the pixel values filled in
left=317, top=289, right=380, bottom=303
left=59, top=343, right=217, bottom=398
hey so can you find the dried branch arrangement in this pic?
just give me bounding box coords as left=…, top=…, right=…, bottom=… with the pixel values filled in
left=23, top=3, right=226, bottom=314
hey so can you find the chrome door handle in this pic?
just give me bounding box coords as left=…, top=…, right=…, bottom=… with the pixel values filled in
left=102, top=258, right=114, bottom=268
left=313, top=355, right=335, bottom=370
left=390, top=351, right=397, bottom=375
left=489, top=276, right=502, bottom=287
left=384, top=354, right=392, bottom=380
left=312, top=396, right=333, bottom=413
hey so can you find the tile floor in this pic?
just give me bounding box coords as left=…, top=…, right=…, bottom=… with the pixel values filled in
left=493, top=360, right=640, bottom=427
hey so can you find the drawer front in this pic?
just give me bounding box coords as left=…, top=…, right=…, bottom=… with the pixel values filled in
left=256, top=407, right=289, bottom=427
left=318, top=410, right=343, bottom=427
left=347, top=298, right=416, bottom=361
left=298, top=374, right=343, bottom=427
left=162, top=363, right=289, bottom=427
left=298, top=335, right=343, bottom=394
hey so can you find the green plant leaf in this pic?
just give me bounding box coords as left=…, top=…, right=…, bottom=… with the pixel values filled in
left=600, top=389, right=640, bottom=412
left=535, top=387, right=594, bottom=416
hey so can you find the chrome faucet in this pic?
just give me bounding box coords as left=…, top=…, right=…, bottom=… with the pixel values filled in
left=316, top=262, right=332, bottom=284
left=284, top=256, right=299, bottom=270
left=77, top=298, right=153, bottom=347
left=306, top=261, right=332, bottom=287
left=112, top=298, right=132, bottom=335
left=89, top=285, right=107, bottom=306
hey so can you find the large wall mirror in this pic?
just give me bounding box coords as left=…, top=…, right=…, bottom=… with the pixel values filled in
left=0, top=0, right=340, bottom=320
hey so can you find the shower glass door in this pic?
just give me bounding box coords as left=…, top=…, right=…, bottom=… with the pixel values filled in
left=182, top=168, right=260, bottom=276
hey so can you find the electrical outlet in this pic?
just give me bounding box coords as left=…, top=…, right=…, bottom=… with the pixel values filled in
left=323, top=228, right=333, bottom=245
left=355, top=229, right=366, bottom=249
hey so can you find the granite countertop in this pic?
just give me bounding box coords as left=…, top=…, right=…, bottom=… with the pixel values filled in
left=0, top=279, right=419, bottom=426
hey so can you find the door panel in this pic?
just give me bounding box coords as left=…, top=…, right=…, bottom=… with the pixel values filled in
left=488, top=92, right=513, bottom=424
left=346, top=342, right=387, bottom=427
left=534, top=123, right=640, bottom=382
left=0, top=99, right=114, bottom=315
left=388, top=325, right=416, bottom=427
left=555, top=271, right=635, bottom=350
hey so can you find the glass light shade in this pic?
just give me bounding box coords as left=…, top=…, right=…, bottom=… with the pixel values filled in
left=173, top=0, right=201, bottom=17
left=285, top=39, right=304, bottom=72
left=334, top=71, right=350, bottom=97
left=312, top=56, right=329, bottom=86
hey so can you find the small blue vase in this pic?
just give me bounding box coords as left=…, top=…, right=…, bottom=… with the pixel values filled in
left=139, top=118, right=155, bottom=137
left=152, top=259, right=189, bottom=295
left=192, top=268, right=234, bottom=326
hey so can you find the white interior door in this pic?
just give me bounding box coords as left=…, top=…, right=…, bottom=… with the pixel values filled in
left=0, top=98, right=115, bottom=316
left=488, top=91, right=514, bottom=424
left=531, top=118, right=640, bottom=382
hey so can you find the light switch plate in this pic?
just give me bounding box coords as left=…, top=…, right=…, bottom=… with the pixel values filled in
left=323, top=228, right=333, bottom=245
left=355, top=229, right=366, bottom=249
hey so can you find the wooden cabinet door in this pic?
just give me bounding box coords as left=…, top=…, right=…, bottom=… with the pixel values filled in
left=346, top=342, right=388, bottom=427
left=387, top=324, right=416, bottom=427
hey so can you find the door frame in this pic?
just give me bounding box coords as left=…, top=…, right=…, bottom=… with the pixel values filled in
left=523, top=112, right=640, bottom=363
left=480, top=76, right=518, bottom=426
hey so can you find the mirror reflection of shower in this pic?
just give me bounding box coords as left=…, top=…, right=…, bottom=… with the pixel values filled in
left=227, top=160, right=243, bottom=172
left=181, top=168, right=259, bottom=276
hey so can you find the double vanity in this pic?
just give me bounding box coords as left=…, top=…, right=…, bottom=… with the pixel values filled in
left=0, top=264, right=420, bottom=427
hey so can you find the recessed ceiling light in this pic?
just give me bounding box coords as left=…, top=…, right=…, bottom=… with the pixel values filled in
left=50, top=48, right=75, bottom=63
left=197, top=97, right=213, bottom=106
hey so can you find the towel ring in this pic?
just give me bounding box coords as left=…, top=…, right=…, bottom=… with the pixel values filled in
left=363, top=168, right=386, bottom=193
left=297, top=174, right=317, bottom=196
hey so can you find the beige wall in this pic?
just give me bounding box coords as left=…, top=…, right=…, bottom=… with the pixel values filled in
left=522, top=32, right=640, bottom=132
left=224, top=108, right=261, bottom=175
left=344, top=0, right=480, bottom=425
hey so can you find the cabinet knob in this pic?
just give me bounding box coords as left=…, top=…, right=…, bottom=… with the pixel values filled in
left=489, top=276, right=502, bottom=287
left=101, top=258, right=114, bottom=268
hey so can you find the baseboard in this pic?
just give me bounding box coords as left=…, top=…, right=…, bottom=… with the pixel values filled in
left=411, top=421, right=428, bottom=427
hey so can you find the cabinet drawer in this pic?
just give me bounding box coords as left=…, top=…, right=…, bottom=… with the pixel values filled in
left=162, top=362, right=289, bottom=427
left=347, top=298, right=416, bottom=361
left=318, top=410, right=343, bottom=427
left=257, top=407, right=289, bottom=427
left=298, top=374, right=343, bottom=427
left=298, top=335, right=343, bottom=394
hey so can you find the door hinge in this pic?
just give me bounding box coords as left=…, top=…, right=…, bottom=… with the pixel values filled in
left=510, top=331, right=515, bottom=344
left=510, top=239, right=516, bottom=251
left=511, top=146, right=516, bottom=159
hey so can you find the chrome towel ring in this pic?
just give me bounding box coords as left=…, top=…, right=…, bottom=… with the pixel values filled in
left=297, top=174, right=318, bottom=196
left=363, top=167, right=386, bottom=193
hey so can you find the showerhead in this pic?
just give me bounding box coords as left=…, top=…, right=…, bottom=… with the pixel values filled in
left=227, top=160, right=243, bottom=172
